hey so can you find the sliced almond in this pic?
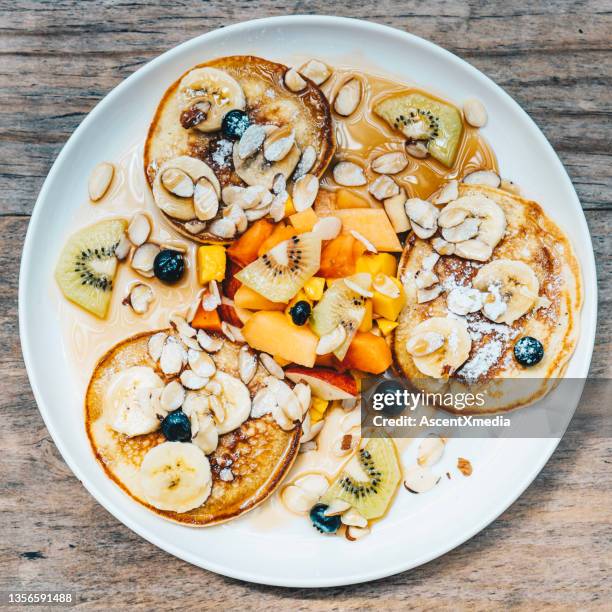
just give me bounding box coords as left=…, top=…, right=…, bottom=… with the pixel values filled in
left=194, top=177, right=219, bottom=221
left=188, top=349, right=216, bottom=378
left=417, top=285, right=443, bottom=304
left=415, top=269, right=439, bottom=290
left=180, top=369, right=209, bottom=390
left=147, top=332, right=167, bottom=363
left=334, top=78, right=362, bottom=117
left=462, top=169, right=501, bottom=188
left=131, top=243, right=160, bottom=278
left=383, top=191, right=410, bottom=233
left=369, top=175, right=400, bottom=201
left=431, top=180, right=459, bottom=205
left=127, top=283, right=153, bottom=314
left=312, top=216, right=342, bottom=241
left=333, top=161, right=367, bottom=187
left=442, top=217, right=481, bottom=243
left=293, top=146, right=317, bottom=180
left=114, top=234, right=131, bottom=261
left=160, top=337, right=186, bottom=376
left=161, top=167, right=194, bottom=198
left=438, top=206, right=468, bottom=229
left=406, top=331, right=445, bottom=356
left=299, top=59, right=331, bottom=85
left=245, top=207, right=269, bottom=222
left=170, top=313, right=196, bottom=339
left=404, top=198, right=439, bottom=232
left=238, top=346, right=258, bottom=384
left=447, top=287, right=483, bottom=315
left=237, top=124, right=267, bottom=160
left=184, top=220, right=207, bottom=235
left=417, top=435, right=446, bottom=467
left=346, top=525, right=370, bottom=541
left=463, top=98, right=488, bottom=128
left=293, top=383, right=312, bottom=417
left=341, top=507, right=368, bottom=528
left=350, top=229, right=377, bottom=253
left=433, top=237, right=455, bottom=256
left=404, top=464, right=440, bottom=493
left=371, top=151, right=408, bottom=175
left=316, top=324, right=346, bottom=355
left=373, top=274, right=400, bottom=298
left=323, top=499, right=351, bottom=517
left=405, top=142, right=429, bottom=159
left=260, top=353, right=285, bottom=379
left=88, top=162, right=114, bottom=202
left=269, top=191, right=287, bottom=222
left=208, top=217, right=236, bottom=239
left=454, top=239, right=493, bottom=262
left=197, top=329, right=223, bottom=353
left=300, top=413, right=325, bottom=443
left=222, top=184, right=264, bottom=209
left=161, top=380, right=186, bottom=412
left=127, top=213, right=151, bottom=246
left=292, top=173, right=319, bottom=212
left=223, top=203, right=247, bottom=233
left=284, top=67, right=307, bottom=92
left=221, top=321, right=245, bottom=343
left=422, top=252, right=440, bottom=270
left=345, top=275, right=373, bottom=298
left=201, top=291, right=220, bottom=312
left=251, top=388, right=275, bottom=419
left=263, top=125, right=295, bottom=163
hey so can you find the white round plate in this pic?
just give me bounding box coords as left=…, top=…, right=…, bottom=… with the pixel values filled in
left=20, top=16, right=596, bottom=587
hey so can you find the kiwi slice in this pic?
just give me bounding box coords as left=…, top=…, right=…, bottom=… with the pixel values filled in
left=310, top=275, right=367, bottom=360
left=235, top=233, right=322, bottom=303
left=55, top=218, right=127, bottom=318
left=374, top=92, right=463, bottom=167
left=321, top=438, right=401, bottom=520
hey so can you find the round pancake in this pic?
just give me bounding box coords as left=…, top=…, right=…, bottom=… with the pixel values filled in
left=86, top=330, right=301, bottom=525
left=393, top=183, right=582, bottom=414
left=144, top=55, right=335, bottom=243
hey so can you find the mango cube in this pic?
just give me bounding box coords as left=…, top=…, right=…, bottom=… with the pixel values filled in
left=283, top=194, right=296, bottom=217
left=289, top=208, right=319, bottom=233
left=309, top=397, right=330, bottom=423
left=197, top=245, right=226, bottom=285
left=377, top=318, right=399, bottom=336
left=303, top=276, right=326, bottom=301
left=356, top=253, right=398, bottom=277
left=372, top=276, right=406, bottom=321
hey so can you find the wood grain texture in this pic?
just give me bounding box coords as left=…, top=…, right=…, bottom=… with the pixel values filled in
left=0, top=1, right=610, bottom=609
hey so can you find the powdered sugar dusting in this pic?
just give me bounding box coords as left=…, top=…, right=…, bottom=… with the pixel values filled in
left=212, top=139, right=233, bottom=168
left=457, top=339, right=503, bottom=382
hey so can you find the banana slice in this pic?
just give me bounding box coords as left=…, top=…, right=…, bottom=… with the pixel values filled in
left=105, top=366, right=165, bottom=437
left=406, top=317, right=472, bottom=378
left=153, top=156, right=221, bottom=221
left=178, top=67, right=246, bottom=133
left=437, top=195, right=506, bottom=262
left=233, top=124, right=301, bottom=190
left=140, top=441, right=212, bottom=513
left=473, top=259, right=540, bottom=324
left=211, top=371, right=252, bottom=434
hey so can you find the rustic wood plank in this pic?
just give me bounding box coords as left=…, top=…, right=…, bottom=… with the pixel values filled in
left=1, top=0, right=610, bottom=607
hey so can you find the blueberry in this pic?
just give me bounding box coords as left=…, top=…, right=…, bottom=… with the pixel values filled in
left=514, top=336, right=544, bottom=366
left=221, top=110, right=250, bottom=140
left=154, top=249, right=185, bottom=284
left=309, top=503, right=341, bottom=534
left=289, top=300, right=311, bottom=326
left=373, top=379, right=408, bottom=416
left=161, top=410, right=191, bottom=442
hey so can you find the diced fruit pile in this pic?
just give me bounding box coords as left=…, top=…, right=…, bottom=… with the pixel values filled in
left=195, top=191, right=405, bottom=376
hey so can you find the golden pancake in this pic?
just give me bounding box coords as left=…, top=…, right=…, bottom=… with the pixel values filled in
left=144, top=55, right=334, bottom=243
left=86, top=330, right=301, bottom=525
left=393, top=183, right=582, bottom=413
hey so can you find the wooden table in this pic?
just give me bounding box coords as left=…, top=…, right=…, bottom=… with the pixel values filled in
left=1, top=1, right=610, bottom=609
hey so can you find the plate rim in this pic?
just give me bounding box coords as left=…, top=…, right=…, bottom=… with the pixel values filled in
left=18, top=15, right=597, bottom=587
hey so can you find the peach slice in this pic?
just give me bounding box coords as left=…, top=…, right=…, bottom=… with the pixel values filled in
left=285, top=366, right=358, bottom=400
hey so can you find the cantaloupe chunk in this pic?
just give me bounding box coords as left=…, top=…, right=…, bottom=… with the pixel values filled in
left=335, top=209, right=402, bottom=252
left=289, top=208, right=319, bottom=233
left=234, top=285, right=286, bottom=311
left=227, top=219, right=275, bottom=266
left=191, top=306, right=222, bottom=332
left=242, top=311, right=318, bottom=367
left=341, top=331, right=392, bottom=374
left=319, top=234, right=365, bottom=278
left=257, top=223, right=295, bottom=256
left=336, top=188, right=370, bottom=209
